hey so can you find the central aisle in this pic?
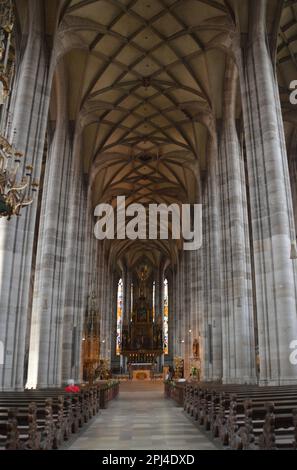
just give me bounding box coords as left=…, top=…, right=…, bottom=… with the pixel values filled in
left=68, top=382, right=218, bottom=450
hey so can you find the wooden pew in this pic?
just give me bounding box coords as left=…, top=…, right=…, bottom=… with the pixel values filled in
left=0, top=408, right=19, bottom=450
left=183, top=382, right=297, bottom=450
left=0, top=381, right=120, bottom=450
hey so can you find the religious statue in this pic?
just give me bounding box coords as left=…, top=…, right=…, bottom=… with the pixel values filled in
left=174, top=357, right=184, bottom=379
left=193, top=338, right=200, bottom=360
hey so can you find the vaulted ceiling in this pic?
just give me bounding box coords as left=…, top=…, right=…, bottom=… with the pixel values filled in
left=59, top=0, right=234, bottom=189
left=16, top=0, right=297, bottom=270
left=53, top=0, right=236, bottom=268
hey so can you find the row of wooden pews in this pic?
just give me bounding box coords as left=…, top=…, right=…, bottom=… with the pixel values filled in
left=0, top=381, right=119, bottom=450
left=183, top=383, right=297, bottom=450
left=164, top=381, right=186, bottom=406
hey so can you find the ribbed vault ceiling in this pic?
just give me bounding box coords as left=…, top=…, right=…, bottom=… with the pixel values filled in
left=17, top=1, right=297, bottom=269
left=54, top=0, right=235, bottom=267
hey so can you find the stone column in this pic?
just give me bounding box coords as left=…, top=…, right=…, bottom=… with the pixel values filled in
left=170, top=269, right=178, bottom=360
left=288, top=129, right=297, bottom=232
left=219, top=58, right=257, bottom=384
left=178, top=255, right=185, bottom=361
left=183, top=251, right=192, bottom=377
left=202, top=136, right=223, bottom=382
left=99, top=246, right=112, bottom=362
left=26, top=62, right=75, bottom=388
left=71, top=188, right=89, bottom=384
left=0, top=0, right=51, bottom=390
left=104, top=268, right=116, bottom=367
left=236, top=0, right=297, bottom=385
left=196, top=225, right=205, bottom=380
left=109, top=275, right=121, bottom=370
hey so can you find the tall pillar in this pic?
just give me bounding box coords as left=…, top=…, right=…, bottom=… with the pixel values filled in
left=219, top=58, right=257, bottom=384
left=105, top=269, right=116, bottom=367
left=178, top=255, right=185, bottom=362
left=288, top=129, right=297, bottom=231
left=26, top=63, right=75, bottom=388
left=0, top=0, right=51, bottom=390
left=171, top=269, right=178, bottom=360
left=202, top=136, right=223, bottom=382
left=236, top=0, right=297, bottom=385
left=196, top=224, right=205, bottom=380
left=183, top=251, right=192, bottom=377
left=70, top=188, right=89, bottom=384
left=99, top=246, right=113, bottom=362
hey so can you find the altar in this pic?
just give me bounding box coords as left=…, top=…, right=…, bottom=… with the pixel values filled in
left=129, top=363, right=154, bottom=381
left=120, top=265, right=164, bottom=376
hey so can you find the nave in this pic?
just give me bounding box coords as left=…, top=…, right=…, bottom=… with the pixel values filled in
left=67, top=382, right=217, bottom=451
left=2, top=0, right=297, bottom=455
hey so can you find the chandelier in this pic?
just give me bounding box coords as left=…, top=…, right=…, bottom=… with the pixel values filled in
left=0, top=0, right=38, bottom=220
left=0, top=135, right=39, bottom=219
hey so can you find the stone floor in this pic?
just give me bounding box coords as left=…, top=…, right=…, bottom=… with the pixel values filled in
left=67, top=381, right=218, bottom=450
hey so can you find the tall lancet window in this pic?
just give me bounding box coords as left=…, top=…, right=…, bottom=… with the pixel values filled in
left=164, top=278, right=169, bottom=355
left=116, top=279, right=123, bottom=356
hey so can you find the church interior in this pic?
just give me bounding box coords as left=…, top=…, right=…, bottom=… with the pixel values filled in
left=1, top=0, right=297, bottom=452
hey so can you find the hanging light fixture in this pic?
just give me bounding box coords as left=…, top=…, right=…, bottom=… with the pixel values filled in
left=0, top=135, right=38, bottom=219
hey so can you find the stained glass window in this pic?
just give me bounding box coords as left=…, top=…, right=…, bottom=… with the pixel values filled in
left=116, top=279, right=123, bottom=356
left=164, top=278, right=169, bottom=355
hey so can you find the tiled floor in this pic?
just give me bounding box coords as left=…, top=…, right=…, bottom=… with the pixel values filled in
left=67, top=381, right=218, bottom=450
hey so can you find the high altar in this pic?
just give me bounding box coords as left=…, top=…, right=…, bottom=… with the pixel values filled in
left=121, top=266, right=163, bottom=380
